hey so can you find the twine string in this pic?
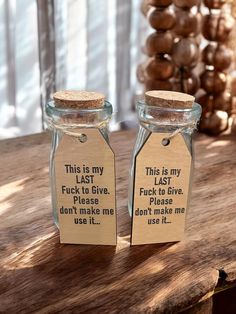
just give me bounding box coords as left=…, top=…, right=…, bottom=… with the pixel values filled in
left=165, top=126, right=185, bottom=140
left=162, top=122, right=197, bottom=146
left=166, top=122, right=197, bottom=139
left=47, top=116, right=197, bottom=144
left=46, top=117, right=111, bottom=142
left=140, top=119, right=197, bottom=145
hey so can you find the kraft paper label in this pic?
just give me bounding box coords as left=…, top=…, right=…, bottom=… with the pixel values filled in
left=131, top=132, right=192, bottom=245
left=55, top=128, right=116, bottom=245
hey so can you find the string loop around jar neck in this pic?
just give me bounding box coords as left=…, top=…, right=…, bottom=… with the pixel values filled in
left=46, top=117, right=111, bottom=137
left=139, top=118, right=198, bottom=135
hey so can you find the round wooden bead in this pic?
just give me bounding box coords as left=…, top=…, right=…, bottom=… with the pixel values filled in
left=145, top=79, right=172, bottom=91
left=145, top=56, right=175, bottom=80
left=200, top=70, right=227, bottom=94
left=197, top=94, right=214, bottom=113
left=230, top=73, right=236, bottom=97
left=145, top=31, right=173, bottom=56
left=173, top=71, right=200, bottom=94
left=202, top=13, right=234, bottom=42
left=202, top=44, right=233, bottom=71
left=174, top=9, right=200, bottom=37
left=172, top=38, right=199, bottom=68
left=203, top=0, right=226, bottom=9
left=148, top=7, right=175, bottom=31
left=148, top=0, right=173, bottom=7
left=231, top=115, right=236, bottom=133
left=200, top=111, right=228, bottom=135
left=197, top=92, right=232, bottom=113
left=214, top=92, right=232, bottom=113
left=173, top=0, right=199, bottom=8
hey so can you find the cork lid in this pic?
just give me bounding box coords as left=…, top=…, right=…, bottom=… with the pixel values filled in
left=145, top=90, right=195, bottom=109
left=53, top=90, right=105, bottom=109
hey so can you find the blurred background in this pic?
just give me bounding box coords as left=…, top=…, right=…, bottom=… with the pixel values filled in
left=0, top=0, right=147, bottom=139
left=1, top=0, right=236, bottom=139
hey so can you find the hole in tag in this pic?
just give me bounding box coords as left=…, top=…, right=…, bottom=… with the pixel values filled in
left=162, top=138, right=170, bottom=146
left=78, top=134, right=87, bottom=143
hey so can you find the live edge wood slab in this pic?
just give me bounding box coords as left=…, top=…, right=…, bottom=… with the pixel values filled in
left=0, top=130, right=236, bottom=314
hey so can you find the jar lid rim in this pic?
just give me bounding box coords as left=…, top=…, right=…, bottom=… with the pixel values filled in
left=137, top=101, right=202, bottom=113
left=46, top=100, right=113, bottom=114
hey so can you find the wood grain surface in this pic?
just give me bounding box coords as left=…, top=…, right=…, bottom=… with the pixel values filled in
left=0, top=130, right=236, bottom=313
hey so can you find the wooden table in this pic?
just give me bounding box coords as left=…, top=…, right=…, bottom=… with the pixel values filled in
left=0, top=130, right=236, bottom=313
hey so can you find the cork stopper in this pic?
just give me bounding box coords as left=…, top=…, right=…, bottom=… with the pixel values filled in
left=145, top=90, right=195, bottom=109
left=53, top=90, right=105, bottom=109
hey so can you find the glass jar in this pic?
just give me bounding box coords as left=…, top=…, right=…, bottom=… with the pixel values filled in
left=128, top=101, right=202, bottom=215
left=45, top=100, right=113, bottom=226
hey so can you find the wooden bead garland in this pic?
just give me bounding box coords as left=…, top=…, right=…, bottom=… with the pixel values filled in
left=145, top=79, right=173, bottom=91
left=172, top=0, right=200, bottom=95
left=148, top=7, right=175, bottom=30
left=203, top=0, right=226, bottom=9
left=173, top=0, right=199, bottom=9
left=173, top=71, right=200, bottom=95
left=139, top=0, right=201, bottom=93
left=145, top=31, right=173, bottom=56
left=214, top=92, right=232, bottom=113
left=200, top=0, right=234, bottom=135
left=172, top=38, right=199, bottom=68
left=202, top=43, right=233, bottom=71
left=198, top=92, right=232, bottom=114
left=138, top=0, right=176, bottom=91
left=200, top=70, right=227, bottom=94
left=202, top=13, right=234, bottom=42
left=174, top=9, right=200, bottom=37
left=138, top=0, right=235, bottom=134
left=146, top=56, right=175, bottom=80
left=149, top=0, right=173, bottom=7
left=199, top=109, right=228, bottom=135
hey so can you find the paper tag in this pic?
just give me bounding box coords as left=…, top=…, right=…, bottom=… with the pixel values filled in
left=131, top=132, right=192, bottom=245
left=55, top=128, right=116, bottom=245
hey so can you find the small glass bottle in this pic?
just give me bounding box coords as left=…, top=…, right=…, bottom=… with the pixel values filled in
left=46, top=91, right=113, bottom=226
left=128, top=91, right=202, bottom=216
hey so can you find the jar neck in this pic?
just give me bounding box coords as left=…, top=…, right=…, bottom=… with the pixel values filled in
left=137, top=101, right=202, bottom=134
left=45, top=100, right=113, bottom=130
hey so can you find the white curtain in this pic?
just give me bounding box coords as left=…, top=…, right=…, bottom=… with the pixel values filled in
left=0, top=0, right=146, bottom=139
